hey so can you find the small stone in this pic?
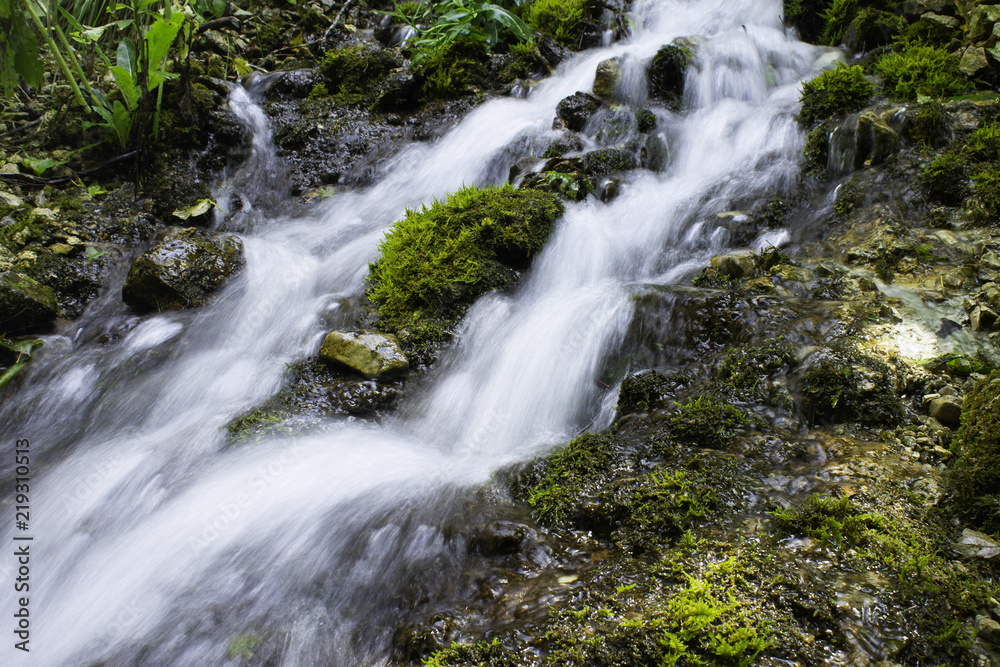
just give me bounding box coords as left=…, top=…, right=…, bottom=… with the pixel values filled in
left=0, top=191, right=24, bottom=208
left=939, top=386, right=958, bottom=397
left=30, top=207, right=58, bottom=221
left=921, top=12, right=960, bottom=29
left=0, top=163, right=19, bottom=175
left=48, top=243, right=73, bottom=256
left=957, top=528, right=1000, bottom=559
left=319, top=330, right=409, bottom=378
left=932, top=445, right=953, bottom=461
left=710, top=252, right=755, bottom=280
left=961, top=47, right=991, bottom=79
left=975, top=615, right=1000, bottom=644
left=981, top=251, right=1000, bottom=272
left=929, top=395, right=963, bottom=426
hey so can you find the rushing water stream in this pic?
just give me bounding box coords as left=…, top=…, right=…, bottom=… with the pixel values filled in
left=2, top=1, right=831, bottom=664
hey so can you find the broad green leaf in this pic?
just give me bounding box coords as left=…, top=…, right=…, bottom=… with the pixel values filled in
left=111, top=65, right=139, bottom=108
left=0, top=0, right=10, bottom=19
left=145, top=13, right=184, bottom=72
left=11, top=18, right=43, bottom=89
left=11, top=339, right=42, bottom=357
left=117, top=38, right=136, bottom=80
left=172, top=199, right=214, bottom=220
left=22, top=157, right=68, bottom=176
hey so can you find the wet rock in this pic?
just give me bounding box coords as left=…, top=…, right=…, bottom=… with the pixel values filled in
left=642, top=133, right=670, bottom=171
left=592, top=57, right=623, bottom=99
left=636, top=108, right=657, bottom=133
left=903, top=0, right=955, bottom=18
left=122, top=228, right=245, bottom=311
left=519, top=171, right=593, bottom=201
left=972, top=305, right=998, bottom=332
left=958, top=529, right=1000, bottom=559
left=929, top=395, right=963, bottom=426
left=554, top=92, right=601, bottom=131
left=710, top=252, right=756, bottom=280
left=647, top=44, right=689, bottom=109
left=319, top=330, right=409, bottom=378
left=855, top=111, right=901, bottom=169
left=0, top=271, right=58, bottom=333
left=580, top=148, right=638, bottom=175
left=468, top=521, right=536, bottom=556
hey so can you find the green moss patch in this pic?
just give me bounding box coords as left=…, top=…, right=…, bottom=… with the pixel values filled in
left=876, top=44, right=970, bottom=101
left=320, top=44, right=402, bottom=106
left=367, top=185, right=563, bottom=344
left=527, top=0, right=589, bottom=48
left=921, top=121, right=1000, bottom=220
left=798, top=64, right=875, bottom=126
left=948, top=371, right=1000, bottom=534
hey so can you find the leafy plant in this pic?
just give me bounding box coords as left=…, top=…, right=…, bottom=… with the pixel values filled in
left=392, top=0, right=532, bottom=61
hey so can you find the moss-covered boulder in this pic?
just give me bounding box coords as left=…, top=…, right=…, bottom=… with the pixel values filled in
left=647, top=44, right=689, bottom=109
left=844, top=7, right=906, bottom=51
left=122, top=228, right=245, bottom=311
left=798, top=64, right=875, bottom=126
left=592, top=56, right=623, bottom=99
left=948, top=371, right=1000, bottom=534
left=797, top=346, right=904, bottom=426
left=0, top=271, right=59, bottom=334
left=318, top=330, right=409, bottom=378
left=555, top=91, right=601, bottom=131
left=367, top=185, right=563, bottom=344
left=319, top=43, right=403, bottom=106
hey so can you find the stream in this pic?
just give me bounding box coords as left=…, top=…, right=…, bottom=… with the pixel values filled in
left=1, top=1, right=829, bottom=664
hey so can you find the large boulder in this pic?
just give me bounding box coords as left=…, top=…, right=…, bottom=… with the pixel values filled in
left=592, top=57, right=623, bottom=99
left=647, top=44, right=689, bottom=109
left=122, top=228, right=245, bottom=311
left=319, top=330, right=409, bottom=378
left=0, top=272, right=58, bottom=333
left=555, top=92, right=602, bottom=131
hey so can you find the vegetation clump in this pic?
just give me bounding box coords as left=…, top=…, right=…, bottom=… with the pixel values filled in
left=843, top=7, right=905, bottom=51
left=367, top=185, right=563, bottom=344
left=798, top=346, right=904, bottom=426
left=876, top=44, right=970, bottom=101
left=415, top=38, right=491, bottom=101
left=617, top=369, right=688, bottom=416
left=947, top=371, right=1000, bottom=533
left=526, top=0, right=589, bottom=48
left=774, top=490, right=994, bottom=617
left=783, top=0, right=833, bottom=44
left=797, top=64, right=875, bottom=126
left=716, top=341, right=795, bottom=405
left=921, top=122, right=1000, bottom=220
left=666, top=395, right=752, bottom=450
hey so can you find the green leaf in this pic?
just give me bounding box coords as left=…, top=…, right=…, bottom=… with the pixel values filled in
left=111, top=65, right=139, bottom=108
left=117, top=38, right=136, bottom=80
left=172, top=199, right=214, bottom=220
left=84, top=245, right=110, bottom=261
left=145, top=13, right=184, bottom=72
left=21, top=157, right=68, bottom=176
left=11, top=17, right=43, bottom=89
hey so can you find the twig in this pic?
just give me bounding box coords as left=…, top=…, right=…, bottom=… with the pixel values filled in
left=0, top=151, right=136, bottom=187
left=0, top=119, right=42, bottom=141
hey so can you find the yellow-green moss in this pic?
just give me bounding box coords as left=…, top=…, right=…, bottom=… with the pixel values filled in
left=798, top=64, right=875, bottom=126
left=527, top=0, right=588, bottom=48
left=367, top=184, right=563, bottom=344
left=948, top=371, right=1000, bottom=534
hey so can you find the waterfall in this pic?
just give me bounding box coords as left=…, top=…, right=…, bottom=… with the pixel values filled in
left=0, top=1, right=827, bottom=664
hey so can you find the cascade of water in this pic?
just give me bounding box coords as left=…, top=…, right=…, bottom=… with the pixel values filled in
left=0, top=2, right=828, bottom=664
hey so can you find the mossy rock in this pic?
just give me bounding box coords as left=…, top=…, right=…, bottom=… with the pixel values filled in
left=415, top=38, right=490, bottom=101
left=797, top=346, right=904, bottom=427
left=0, top=271, right=58, bottom=334
left=320, top=43, right=402, bottom=106
left=580, top=148, right=638, bottom=175
left=784, top=0, right=834, bottom=43
left=715, top=341, right=796, bottom=405
left=844, top=7, right=905, bottom=51
left=555, top=91, right=601, bottom=131
left=665, top=395, right=753, bottom=450
left=797, top=64, right=875, bottom=126
left=617, top=369, right=690, bottom=416
left=948, top=371, right=1000, bottom=534
left=367, top=185, right=563, bottom=344
left=647, top=44, right=689, bottom=109
left=122, top=228, right=245, bottom=311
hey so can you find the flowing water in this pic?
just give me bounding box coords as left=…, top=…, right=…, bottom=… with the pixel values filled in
left=1, top=1, right=831, bottom=664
